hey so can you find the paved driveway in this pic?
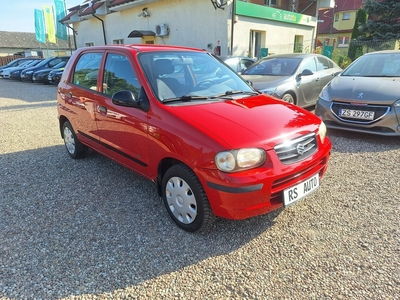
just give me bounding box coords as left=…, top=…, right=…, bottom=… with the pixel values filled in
left=0, top=79, right=399, bottom=299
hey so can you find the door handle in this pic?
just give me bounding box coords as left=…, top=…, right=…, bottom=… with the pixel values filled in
left=98, top=106, right=107, bottom=114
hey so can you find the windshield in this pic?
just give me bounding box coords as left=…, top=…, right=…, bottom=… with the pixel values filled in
left=342, top=53, right=400, bottom=77
left=139, top=51, right=256, bottom=102
left=242, top=57, right=301, bottom=76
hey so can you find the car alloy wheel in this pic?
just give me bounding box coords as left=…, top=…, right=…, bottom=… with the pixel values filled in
left=62, top=121, right=87, bottom=159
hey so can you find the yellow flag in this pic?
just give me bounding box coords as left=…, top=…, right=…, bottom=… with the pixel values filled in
left=43, top=5, right=56, bottom=43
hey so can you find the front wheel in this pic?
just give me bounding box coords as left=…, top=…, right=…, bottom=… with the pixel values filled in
left=62, top=121, right=87, bottom=159
left=282, top=93, right=295, bottom=105
left=162, top=164, right=215, bottom=232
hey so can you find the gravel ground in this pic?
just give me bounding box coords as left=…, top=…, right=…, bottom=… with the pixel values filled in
left=0, top=79, right=399, bottom=300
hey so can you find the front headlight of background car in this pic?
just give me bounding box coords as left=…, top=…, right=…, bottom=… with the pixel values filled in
left=259, top=87, right=277, bottom=95
left=394, top=99, right=400, bottom=107
left=318, top=86, right=331, bottom=102
left=26, top=71, right=33, bottom=75
left=215, top=148, right=267, bottom=172
left=318, top=121, right=327, bottom=143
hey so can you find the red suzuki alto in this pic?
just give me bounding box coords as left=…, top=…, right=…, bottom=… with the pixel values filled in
left=57, top=44, right=331, bottom=232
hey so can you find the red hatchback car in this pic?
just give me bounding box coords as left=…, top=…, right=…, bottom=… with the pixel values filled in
left=57, top=44, right=331, bottom=232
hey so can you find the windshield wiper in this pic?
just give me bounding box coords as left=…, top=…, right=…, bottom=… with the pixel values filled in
left=211, top=90, right=259, bottom=99
left=163, top=95, right=209, bottom=103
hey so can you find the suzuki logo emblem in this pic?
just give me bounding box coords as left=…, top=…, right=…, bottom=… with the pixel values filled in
left=296, top=143, right=306, bottom=155
left=358, top=93, right=363, bottom=99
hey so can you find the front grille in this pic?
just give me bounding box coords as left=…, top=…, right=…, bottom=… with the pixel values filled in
left=274, top=132, right=317, bottom=164
left=330, top=102, right=390, bottom=124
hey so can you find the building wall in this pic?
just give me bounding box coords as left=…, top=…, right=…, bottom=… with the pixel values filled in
left=70, top=0, right=318, bottom=58
left=73, top=0, right=231, bottom=55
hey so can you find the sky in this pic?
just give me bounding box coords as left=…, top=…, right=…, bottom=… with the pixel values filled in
left=0, top=0, right=85, bottom=33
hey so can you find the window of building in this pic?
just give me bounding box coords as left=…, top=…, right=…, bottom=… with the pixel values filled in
left=337, top=36, right=350, bottom=47
left=113, top=39, right=124, bottom=44
left=334, top=14, right=339, bottom=22
left=85, top=42, right=94, bottom=47
left=265, top=0, right=278, bottom=5
left=342, top=13, right=351, bottom=20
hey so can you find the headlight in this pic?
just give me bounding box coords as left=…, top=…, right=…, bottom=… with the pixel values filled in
left=259, top=87, right=277, bottom=95
left=215, top=148, right=266, bottom=172
left=318, top=121, right=327, bottom=143
left=319, top=86, right=331, bottom=102
left=394, top=100, right=400, bottom=107
left=26, top=71, right=33, bottom=74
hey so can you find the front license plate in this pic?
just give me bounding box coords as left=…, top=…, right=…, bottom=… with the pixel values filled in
left=339, top=109, right=375, bottom=120
left=283, top=173, right=319, bottom=206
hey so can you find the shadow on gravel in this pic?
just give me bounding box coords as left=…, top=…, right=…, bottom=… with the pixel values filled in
left=0, top=145, right=279, bottom=299
left=327, top=129, right=400, bottom=154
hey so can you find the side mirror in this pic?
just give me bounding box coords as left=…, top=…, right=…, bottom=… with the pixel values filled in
left=297, top=69, right=313, bottom=80
left=112, top=87, right=150, bottom=112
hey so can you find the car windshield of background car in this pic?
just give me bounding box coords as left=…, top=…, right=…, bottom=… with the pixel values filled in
left=139, top=51, right=255, bottom=102
left=242, top=58, right=300, bottom=76
left=343, top=53, right=400, bottom=77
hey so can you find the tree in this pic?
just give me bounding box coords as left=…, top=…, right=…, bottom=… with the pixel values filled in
left=348, top=8, right=368, bottom=60
left=359, top=0, right=400, bottom=41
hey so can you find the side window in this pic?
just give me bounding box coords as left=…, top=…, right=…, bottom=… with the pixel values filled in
left=48, top=58, right=62, bottom=68
left=301, top=57, right=317, bottom=73
left=317, top=57, right=331, bottom=71
left=72, top=52, right=102, bottom=90
left=102, top=53, right=140, bottom=98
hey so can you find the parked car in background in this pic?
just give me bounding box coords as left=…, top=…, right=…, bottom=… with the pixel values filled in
left=9, top=59, right=43, bottom=81
left=219, top=56, right=256, bottom=73
left=241, top=53, right=342, bottom=108
left=58, top=44, right=332, bottom=232
left=48, top=67, right=65, bottom=85
left=0, top=58, right=42, bottom=78
left=21, top=56, right=70, bottom=82
left=315, top=50, right=400, bottom=136
left=0, top=57, right=38, bottom=71
left=33, top=60, right=68, bottom=84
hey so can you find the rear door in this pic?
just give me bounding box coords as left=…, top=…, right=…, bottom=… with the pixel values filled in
left=95, top=51, right=150, bottom=175
left=60, top=52, right=103, bottom=148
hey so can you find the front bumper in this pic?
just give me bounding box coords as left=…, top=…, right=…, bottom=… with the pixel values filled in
left=315, top=99, right=400, bottom=136
left=197, top=137, right=332, bottom=220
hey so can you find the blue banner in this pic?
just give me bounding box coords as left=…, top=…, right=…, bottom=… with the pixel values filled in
left=54, top=0, right=67, bottom=40
left=34, top=9, right=46, bottom=44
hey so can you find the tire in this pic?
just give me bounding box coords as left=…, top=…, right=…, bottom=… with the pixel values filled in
left=282, top=93, right=295, bottom=105
left=162, top=164, right=215, bottom=232
left=62, top=121, right=87, bottom=159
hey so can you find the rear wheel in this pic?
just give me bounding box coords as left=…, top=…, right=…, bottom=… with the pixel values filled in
left=62, top=121, right=87, bottom=159
left=282, top=93, right=295, bottom=105
left=162, top=164, right=215, bottom=232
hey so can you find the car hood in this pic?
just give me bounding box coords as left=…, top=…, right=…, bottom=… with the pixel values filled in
left=171, top=94, right=320, bottom=150
left=328, top=76, right=400, bottom=104
left=241, top=74, right=289, bottom=90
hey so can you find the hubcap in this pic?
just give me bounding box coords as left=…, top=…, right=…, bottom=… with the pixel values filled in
left=63, top=126, right=76, bottom=154
left=165, top=176, right=197, bottom=224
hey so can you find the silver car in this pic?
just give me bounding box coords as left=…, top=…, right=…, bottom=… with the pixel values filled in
left=241, top=53, right=342, bottom=108
left=315, top=50, right=400, bottom=136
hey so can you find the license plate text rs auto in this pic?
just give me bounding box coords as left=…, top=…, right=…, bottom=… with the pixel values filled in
left=339, top=109, right=375, bottom=120
left=283, top=173, right=319, bottom=206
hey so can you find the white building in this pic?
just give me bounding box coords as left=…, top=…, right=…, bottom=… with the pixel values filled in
left=61, top=0, right=334, bottom=58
